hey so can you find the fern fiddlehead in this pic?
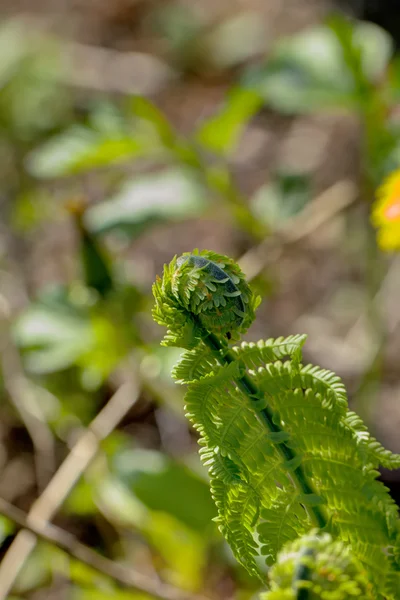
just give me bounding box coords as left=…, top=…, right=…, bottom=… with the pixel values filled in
left=153, top=250, right=400, bottom=599
left=263, top=530, right=374, bottom=599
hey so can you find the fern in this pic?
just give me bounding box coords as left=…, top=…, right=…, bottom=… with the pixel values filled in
left=263, top=530, right=375, bottom=599
left=152, top=250, right=400, bottom=599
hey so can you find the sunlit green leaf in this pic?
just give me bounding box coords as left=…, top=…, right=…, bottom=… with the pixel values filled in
left=14, top=302, right=92, bottom=373
left=26, top=126, right=154, bottom=178
left=0, top=515, right=15, bottom=542
left=13, top=544, right=65, bottom=594
left=112, top=449, right=216, bottom=533
left=64, top=479, right=98, bottom=516
left=13, top=289, right=130, bottom=380
left=69, top=562, right=110, bottom=590
left=144, top=511, right=207, bottom=591
left=196, top=87, right=262, bottom=155
left=247, top=18, right=393, bottom=116
left=130, top=96, right=176, bottom=147
left=95, top=476, right=148, bottom=528
left=88, top=100, right=128, bottom=135
left=245, top=25, right=355, bottom=114
left=85, top=168, right=206, bottom=236
left=11, top=189, right=55, bottom=233
left=336, top=18, right=393, bottom=83
left=72, top=589, right=152, bottom=600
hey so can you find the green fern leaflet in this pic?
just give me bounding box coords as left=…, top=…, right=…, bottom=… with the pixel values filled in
left=153, top=250, right=400, bottom=599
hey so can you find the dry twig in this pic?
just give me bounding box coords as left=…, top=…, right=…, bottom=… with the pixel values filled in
left=239, top=180, right=358, bottom=281
left=0, top=496, right=207, bottom=600
left=0, top=381, right=140, bottom=599
left=0, top=294, right=55, bottom=491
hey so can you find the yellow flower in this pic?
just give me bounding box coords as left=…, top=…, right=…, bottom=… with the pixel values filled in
left=372, top=169, right=400, bottom=251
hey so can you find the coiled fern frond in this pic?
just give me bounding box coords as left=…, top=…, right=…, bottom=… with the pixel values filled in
left=152, top=250, right=400, bottom=599
left=263, top=530, right=373, bottom=599
left=153, top=250, right=260, bottom=347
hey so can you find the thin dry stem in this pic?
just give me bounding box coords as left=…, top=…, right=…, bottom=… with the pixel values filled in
left=239, top=180, right=358, bottom=281
left=0, top=496, right=207, bottom=600
left=0, top=381, right=139, bottom=599
left=0, top=294, right=55, bottom=491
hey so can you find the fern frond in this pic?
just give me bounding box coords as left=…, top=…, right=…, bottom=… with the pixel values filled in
left=153, top=251, right=400, bottom=599
left=152, top=266, right=200, bottom=349
left=172, top=344, right=219, bottom=383
left=299, top=363, right=348, bottom=411
left=212, top=478, right=261, bottom=579
left=232, top=335, right=307, bottom=368
left=257, top=492, right=310, bottom=564
left=251, top=366, right=399, bottom=591
left=344, top=410, right=400, bottom=469
left=262, top=531, right=374, bottom=600
left=173, top=335, right=307, bottom=385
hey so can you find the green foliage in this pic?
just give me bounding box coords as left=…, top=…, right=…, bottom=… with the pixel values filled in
left=27, top=124, right=153, bottom=178
left=195, top=87, right=263, bottom=155
left=153, top=251, right=400, bottom=599
left=262, top=531, right=373, bottom=599
left=4, top=8, right=400, bottom=600
left=153, top=250, right=260, bottom=346
left=111, top=448, right=216, bottom=533
left=244, top=18, right=393, bottom=114
left=0, top=20, right=69, bottom=138
left=72, top=590, right=150, bottom=600
left=85, top=168, right=206, bottom=237
left=250, top=173, right=311, bottom=228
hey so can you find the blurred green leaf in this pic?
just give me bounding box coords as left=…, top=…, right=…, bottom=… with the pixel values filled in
left=150, top=4, right=202, bottom=70
left=85, top=168, right=206, bottom=236
left=69, top=561, right=110, bottom=590
left=14, top=300, right=92, bottom=373
left=81, top=233, right=114, bottom=297
left=26, top=126, right=154, bottom=178
left=95, top=476, right=148, bottom=527
left=72, top=589, right=152, bottom=600
left=145, top=511, right=207, bottom=591
left=71, top=453, right=211, bottom=590
left=64, top=479, right=98, bottom=516
left=0, top=515, right=15, bottom=542
left=95, top=463, right=209, bottom=592
left=74, top=217, right=114, bottom=297
left=79, top=313, right=131, bottom=388
left=11, top=189, right=55, bottom=233
left=251, top=172, right=311, bottom=227
left=112, top=449, right=216, bottom=533
left=196, top=87, right=262, bottom=155
left=245, top=19, right=392, bottom=115
left=335, top=18, right=393, bottom=83
left=0, top=23, right=70, bottom=138
left=245, top=25, right=354, bottom=114
left=88, top=100, right=128, bottom=135
left=140, top=346, right=184, bottom=385
left=13, top=544, right=65, bottom=594
left=13, top=289, right=131, bottom=381
left=130, top=96, right=176, bottom=147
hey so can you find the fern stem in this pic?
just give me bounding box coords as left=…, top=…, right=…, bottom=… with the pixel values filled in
left=203, top=329, right=327, bottom=530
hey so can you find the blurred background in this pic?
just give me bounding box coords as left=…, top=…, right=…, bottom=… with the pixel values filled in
left=0, top=0, right=399, bottom=598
